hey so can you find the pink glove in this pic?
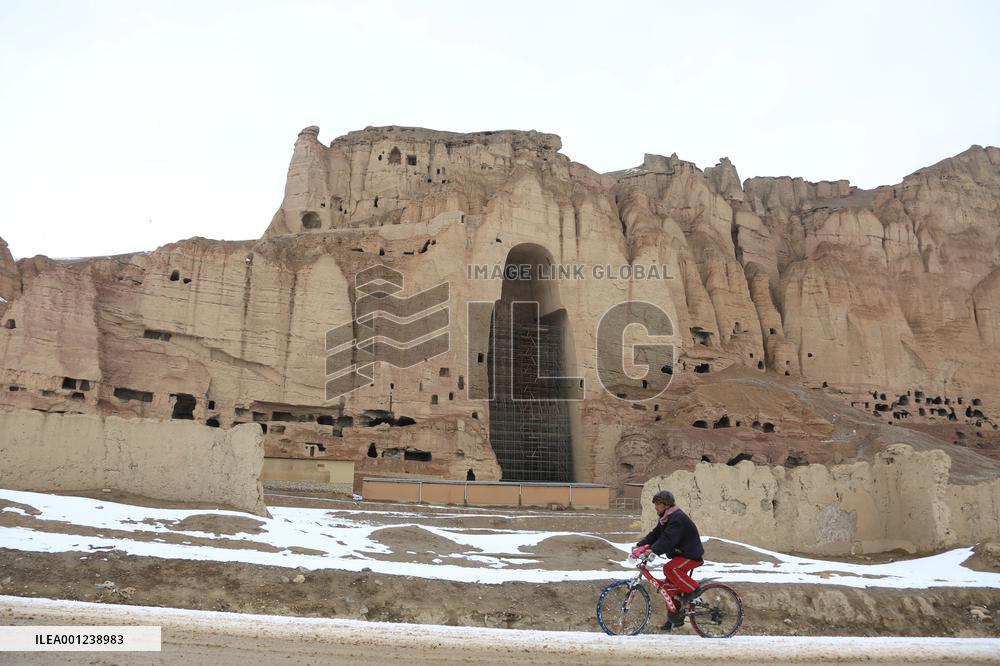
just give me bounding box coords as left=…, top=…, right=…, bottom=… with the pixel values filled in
left=631, top=545, right=651, bottom=558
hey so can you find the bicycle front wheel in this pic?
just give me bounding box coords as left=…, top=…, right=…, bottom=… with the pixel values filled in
left=688, top=582, right=744, bottom=638
left=596, top=580, right=651, bottom=636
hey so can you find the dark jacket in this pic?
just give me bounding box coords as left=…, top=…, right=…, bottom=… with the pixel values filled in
left=637, top=508, right=704, bottom=561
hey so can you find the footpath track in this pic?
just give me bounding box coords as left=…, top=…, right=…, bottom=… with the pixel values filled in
left=3, top=596, right=999, bottom=665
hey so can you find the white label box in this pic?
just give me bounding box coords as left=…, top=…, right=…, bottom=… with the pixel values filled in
left=0, top=626, right=161, bottom=651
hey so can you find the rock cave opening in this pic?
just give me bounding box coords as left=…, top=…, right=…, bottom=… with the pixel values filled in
left=114, top=387, right=153, bottom=403
left=359, top=409, right=394, bottom=426
left=690, top=327, right=712, bottom=346
left=784, top=454, right=806, bottom=467
left=727, top=453, right=753, bottom=465
left=487, top=243, right=576, bottom=482
left=301, top=211, right=321, bottom=229
left=713, top=415, right=731, bottom=428
left=402, top=450, right=431, bottom=462
left=171, top=393, right=196, bottom=420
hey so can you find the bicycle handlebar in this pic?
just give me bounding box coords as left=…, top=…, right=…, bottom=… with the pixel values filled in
left=627, top=551, right=658, bottom=567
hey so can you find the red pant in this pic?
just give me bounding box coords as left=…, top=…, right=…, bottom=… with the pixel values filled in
left=662, top=556, right=700, bottom=593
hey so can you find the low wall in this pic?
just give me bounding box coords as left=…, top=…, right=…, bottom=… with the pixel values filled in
left=262, top=457, right=354, bottom=494
left=642, top=443, right=1000, bottom=555
left=0, top=409, right=267, bottom=516
left=362, top=478, right=610, bottom=508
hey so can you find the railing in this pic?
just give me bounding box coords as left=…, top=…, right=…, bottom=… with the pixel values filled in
left=361, top=477, right=610, bottom=509
left=609, top=496, right=640, bottom=512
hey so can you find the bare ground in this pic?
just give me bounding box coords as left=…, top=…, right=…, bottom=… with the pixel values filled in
left=1, top=492, right=998, bottom=641
left=0, top=547, right=998, bottom=638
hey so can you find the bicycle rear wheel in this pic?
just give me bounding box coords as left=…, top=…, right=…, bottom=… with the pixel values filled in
left=596, top=580, right=651, bottom=636
left=688, top=582, right=743, bottom=638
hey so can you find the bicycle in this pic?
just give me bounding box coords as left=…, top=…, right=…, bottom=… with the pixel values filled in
left=596, top=551, right=744, bottom=638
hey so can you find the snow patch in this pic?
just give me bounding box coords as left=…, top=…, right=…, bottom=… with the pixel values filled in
left=1, top=488, right=999, bottom=589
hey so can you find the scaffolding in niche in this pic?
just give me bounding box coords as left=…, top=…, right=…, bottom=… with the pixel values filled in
left=488, top=306, right=573, bottom=482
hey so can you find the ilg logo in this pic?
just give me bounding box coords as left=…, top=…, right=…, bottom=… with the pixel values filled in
left=325, top=265, right=677, bottom=402
left=325, top=266, right=450, bottom=400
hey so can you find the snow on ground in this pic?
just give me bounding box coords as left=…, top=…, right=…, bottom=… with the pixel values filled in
left=2, top=488, right=999, bottom=589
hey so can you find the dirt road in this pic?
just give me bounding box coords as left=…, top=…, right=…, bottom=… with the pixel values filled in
left=3, top=596, right=999, bottom=665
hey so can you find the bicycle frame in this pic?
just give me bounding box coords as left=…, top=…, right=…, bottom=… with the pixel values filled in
left=626, top=556, right=683, bottom=613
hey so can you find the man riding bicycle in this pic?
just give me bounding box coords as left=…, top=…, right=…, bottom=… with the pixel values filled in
left=630, top=490, right=704, bottom=631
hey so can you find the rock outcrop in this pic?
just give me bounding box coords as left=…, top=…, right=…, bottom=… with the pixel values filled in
left=1, top=126, right=999, bottom=494
left=0, top=237, right=18, bottom=308
left=641, top=444, right=1000, bottom=555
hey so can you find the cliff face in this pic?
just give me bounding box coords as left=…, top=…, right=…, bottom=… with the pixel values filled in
left=0, top=237, right=18, bottom=305
left=614, top=146, right=1000, bottom=401
left=1, top=127, right=999, bottom=491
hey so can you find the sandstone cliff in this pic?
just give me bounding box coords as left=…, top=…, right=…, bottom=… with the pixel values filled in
left=0, top=236, right=18, bottom=308
left=1, top=127, right=999, bottom=492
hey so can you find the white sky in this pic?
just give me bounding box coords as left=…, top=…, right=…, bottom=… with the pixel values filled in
left=1, top=0, right=998, bottom=259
